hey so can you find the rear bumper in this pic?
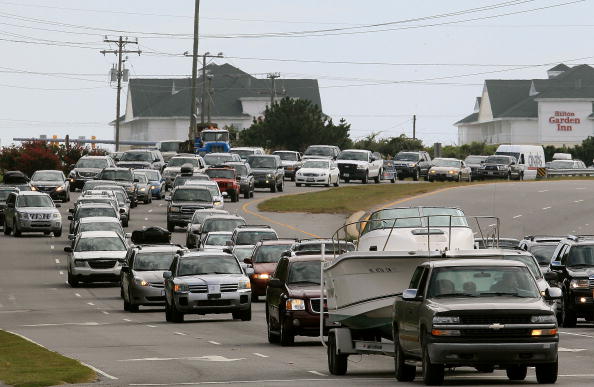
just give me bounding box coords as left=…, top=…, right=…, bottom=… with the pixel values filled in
left=168, top=213, right=192, bottom=226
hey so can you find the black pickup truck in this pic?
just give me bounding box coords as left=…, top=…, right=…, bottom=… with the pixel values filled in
left=393, top=259, right=561, bottom=385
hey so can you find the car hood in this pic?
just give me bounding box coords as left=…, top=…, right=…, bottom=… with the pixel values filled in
left=163, top=167, right=182, bottom=174
left=427, top=297, right=549, bottom=313
left=31, top=180, right=62, bottom=187
left=287, top=283, right=322, bottom=298
left=17, top=207, right=59, bottom=214
left=212, top=178, right=236, bottom=183
left=297, top=167, right=327, bottom=174
left=566, top=266, right=594, bottom=277
left=73, top=168, right=102, bottom=174
left=253, top=262, right=278, bottom=274
left=336, top=160, right=368, bottom=166
left=117, top=161, right=151, bottom=168
left=281, top=160, right=300, bottom=167
left=72, top=251, right=126, bottom=259
left=171, top=201, right=214, bottom=208
left=482, top=163, right=509, bottom=168
left=177, top=274, right=246, bottom=284
left=465, top=163, right=482, bottom=168
left=107, top=181, right=134, bottom=188
left=430, top=166, right=460, bottom=172
left=132, top=270, right=167, bottom=282
left=251, top=168, right=275, bottom=174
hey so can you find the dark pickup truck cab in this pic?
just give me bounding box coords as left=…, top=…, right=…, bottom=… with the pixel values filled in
left=393, top=259, right=561, bottom=386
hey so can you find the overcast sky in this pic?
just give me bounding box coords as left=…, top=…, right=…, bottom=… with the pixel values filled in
left=0, top=0, right=592, bottom=149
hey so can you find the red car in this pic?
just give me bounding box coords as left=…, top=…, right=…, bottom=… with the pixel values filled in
left=205, top=167, right=240, bottom=202
left=245, top=239, right=296, bottom=299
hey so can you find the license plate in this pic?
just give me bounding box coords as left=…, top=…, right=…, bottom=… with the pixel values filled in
left=208, top=293, right=221, bottom=299
left=488, top=172, right=494, bottom=175
left=343, top=173, right=349, bottom=177
left=208, top=284, right=220, bottom=294
left=307, top=178, right=314, bottom=182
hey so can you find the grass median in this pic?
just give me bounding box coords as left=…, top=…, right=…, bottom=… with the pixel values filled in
left=0, top=330, right=95, bottom=387
left=258, top=182, right=470, bottom=214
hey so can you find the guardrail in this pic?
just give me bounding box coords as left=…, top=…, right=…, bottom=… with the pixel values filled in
left=544, top=168, right=594, bottom=177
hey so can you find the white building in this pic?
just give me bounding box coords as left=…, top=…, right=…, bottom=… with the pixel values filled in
left=113, top=63, right=322, bottom=145
left=455, top=64, right=594, bottom=146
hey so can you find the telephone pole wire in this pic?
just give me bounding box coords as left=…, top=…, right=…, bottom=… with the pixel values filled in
left=189, top=0, right=201, bottom=141
left=101, top=36, right=141, bottom=151
left=267, top=72, right=280, bottom=108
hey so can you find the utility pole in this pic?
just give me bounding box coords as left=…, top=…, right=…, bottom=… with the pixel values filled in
left=185, top=51, right=223, bottom=128
left=189, top=0, right=201, bottom=141
left=101, top=36, right=141, bottom=152
left=267, top=72, right=280, bottom=108
left=206, top=74, right=213, bottom=123
left=412, top=114, right=417, bottom=140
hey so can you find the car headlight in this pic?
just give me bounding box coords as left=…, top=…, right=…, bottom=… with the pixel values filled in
left=252, top=273, right=270, bottom=280
left=498, top=165, right=507, bottom=171
left=570, top=279, right=589, bottom=289
left=266, top=173, right=273, bottom=178
left=214, top=201, right=223, bottom=207
left=52, top=213, right=61, bottom=219
left=56, top=186, right=64, bottom=192
left=448, top=170, right=456, bottom=174
left=18, top=212, right=28, bottom=219
left=30, top=186, right=37, bottom=191
left=140, top=187, right=146, bottom=192
left=357, top=165, right=366, bottom=170
left=430, top=170, right=436, bottom=174
left=150, top=186, right=155, bottom=190
left=432, top=316, right=460, bottom=324
left=286, top=298, right=306, bottom=311
left=169, top=206, right=180, bottom=213
left=173, top=283, right=189, bottom=293
left=126, top=186, right=134, bottom=192
left=530, top=315, right=557, bottom=323
left=135, top=278, right=149, bottom=287
left=238, top=280, right=251, bottom=289
left=286, top=166, right=294, bottom=171
left=74, top=260, right=86, bottom=267
left=480, top=165, right=487, bottom=169
left=407, top=162, right=416, bottom=167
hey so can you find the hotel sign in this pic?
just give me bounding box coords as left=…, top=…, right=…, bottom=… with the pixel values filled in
left=539, top=101, right=592, bottom=143
left=548, top=111, right=580, bottom=131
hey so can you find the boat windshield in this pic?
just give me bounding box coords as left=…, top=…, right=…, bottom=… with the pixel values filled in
left=363, top=207, right=468, bottom=233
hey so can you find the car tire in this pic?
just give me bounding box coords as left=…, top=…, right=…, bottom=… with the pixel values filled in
left=279, top=317, right=295, bottom=346
left=394, top=330, right=415, bottom=382
left=278, top=180, right=284, bottom=192
left=167, top=222, right=175, bottom=232
left=54, top=229, right=62, bottom=238
left=244, top=191, right=250, bottom=199
left=536, top=360, right=558, bottom=384
left=413, top=169, right=420, bottom=181
left=13, top=220, right=21, bottom=237
left=296, top=183, right=301, bottom=187
left=67, top=271, right=79, bottom=287
left=506, top=366, right=527, bottom=381
left=291, top=176, right=295, bottom=182
left=397, top=174, right=404, bottom=181
left=327, top=332, right=348, bottom=375
left=374, top=172, right=380, bottom=184
left=333, top=178, right=339, bottom=187
left=422, top=342, right=444, bottom=385
left=468, top=174, right=472, bottom=182
left=64, top=192, right=70, bottom=203
left=233, top=306, right=251, bottom=321
left=170, top=302, right=184, bottom=323
left=122, top=219, right=129, bottom=228
left=250, top=189, right=254, bottom=198
left=165, top=300, right=173, bottom=322
left=390, top=177, right=396, bottom=183
left=143, top=196, right=150, bottom=204
left=266, top=313, right=280, bottom=344
left=3, top=223, right=11, bottom=235
left=362, top=172, right=368, bottom=184
left=325, top=180, right=331, bottom=187
left=69, top=184, right=76, bottom=192
left=562, top=303, right=577, bottom=328
left=270, top=183, right=277, bottom=193
left=123, top=298, right=130, bottom=311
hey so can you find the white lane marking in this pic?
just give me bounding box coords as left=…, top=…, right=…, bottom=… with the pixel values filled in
left=79, top=361, right=118, bottom=380
left=120, top=356, right=244, bottom=362
left=8, top=294, right=16, bottom=302
left=50, top=245, right=55, bottom=250
left=148, top=209, right=153, bottom=213
left=574, top=200, right=584, bottom=203
left=208, top=340, right=221, bottom=345
left=174, top=331, right=186, bottom=336
left=159, top=203, right=163, bottom=207
left=542, top=206, right=551, bottom=210
left=102, top=311, right=110, bottom=315
left=123, top=318, right=132, bottom=322
left=75, top=293, right=81, bottom=297
left=488, top=223, right=496, bottom=227
left=146, top=324, right=157, bottom=328
left=54, top=259, right=59, bottom=264
left=0, top=303, right=3, bottom=308
left=538, top=189, right=549, bottom=193
left=22, top=322, right=101, bottom=327
left=129, top=378, right=394, bottom=386
left=144, top=217, right=148, bottom=221
left=87, top=302, right=95, bottom=306
left=559, top=331, right=594, bottom=338
left=576, top=187, right=586, bottom=190
left=587, top=224, right=590, bottom=226
left=513, top=214, right=522, bottom=219
left=559, top=347, right=587, bottom=352
left=59, top=271, right=64, bottom=275
left=253, top=353, right=269, bottom=358
left=308, top=371, right=327, bottom=377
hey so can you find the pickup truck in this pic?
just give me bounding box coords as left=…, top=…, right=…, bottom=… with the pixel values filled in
left=393, top=259, right=561, bottom=385
left=335, top=149, right=383, bottom=184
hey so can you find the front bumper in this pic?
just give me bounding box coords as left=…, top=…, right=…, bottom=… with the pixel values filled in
left=174, top=290, right=251, bottom=314
left=479, top=169, right=509, bottom=178
left=71, top=262, right=122, bottom=281
left=130, top=284, right=166, bottom=305
left=427, top=340, right=558, bottom=366
left=428, top=172, right=458, bottom=181
left=395, top=166, right=416, bottom=177
left=295, top=175, right=329, bottom=185
left=136, top=189, right=150, bottom=201
left=253, top=176, right=275, bottom=188
left=33, top=187, right=68, bottom=200
left=568, top=290, right=594, bottom=316
left=17, top=219, right=61, bottom=232
left=284, top=309, right=324, bottom=336
left=167, top=212, right=192, bottom=226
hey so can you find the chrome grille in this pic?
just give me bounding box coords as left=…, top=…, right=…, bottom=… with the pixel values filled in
left=189, top=284, right=208, bottom=293
left=310, top=298, right=327, bottom=314
left=220, top=284, right=238, bottom=292
left=149, top=282, right=164, bottom=288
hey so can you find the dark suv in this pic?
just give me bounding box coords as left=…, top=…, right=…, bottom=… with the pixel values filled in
left=478, top=155, right=523, bottom=180
left=166, top=186, right=214, bottom=231
left=519, top=235, right=562, bottom=274
left=68, top=155, right=115, bottom=191
left=246, top=155, right=284, bottom=192
left=96, top=167, right=138, bottom=206
left=117, top=149, right=165, bottom=171
left=394, top=151, right=432, bottom=181
left=549, top=235, right=594, bottom=327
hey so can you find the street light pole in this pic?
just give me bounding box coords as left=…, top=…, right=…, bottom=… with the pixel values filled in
left=188, top=0, right=201, bottom=142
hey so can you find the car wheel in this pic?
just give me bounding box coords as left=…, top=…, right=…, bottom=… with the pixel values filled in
left=325, top=179, right=331, bottom=187
left=296, top=183, right=302, bottom=187
left=143, top=196, right=150, bottom=204
left=279, top=317, right=295, bottom=346
left=290, top=176, right=295, bottom=182
left=506, top=366, right=527, bottom=381
left=456, top=173, right=461, bottom=182
left=327, top=332, right=348, bottom=375
left=3, top=223, right=10, bottom=235
left=54, top=229, right=62, bottom=238
left=250, top=189, right=254, bottom=198
left=422, top=343, right=444, bottom=385
left=535, top=359, right=558, bottom=384
left=562, top=303, right=577, bottom=327
left=270, top=183, right=277, bottom=193
left=122, top=219, right=129, bottom=228
left=266, top=312, right=280, bottom=344
left=362, top=172, right=368, bottom=184
left=390, top=177, right=396, bottom=183
left=233, top=305, right=252, bottom=321
left=67, top=271, right=79, bottom=287
left=374, top=171, right=380, bottom=184
left=170, top=301, right=184, bottom=323
left=64, top=192, right=70, bottom=203
left=397, top=174, right=404, bottom=181
left=69, top=184, right=76, bottom=192
left=394, top=328, right=415, bottom=382
left=468, top=174, right=472, bottom=182
left=413, top=169, right=420, bottom=181
left=13, top=220, right=21, bottom=237
left=278, top=180, right=284, bottom=192
left=165, top=300, right=173, bottom=322
left=123, top=298, right=131, bottom=311
left=167, top=222, right=175, bottom=232
left=244, top=191, right=250, bottom=199
left=333, top=178, right=339, bottom=187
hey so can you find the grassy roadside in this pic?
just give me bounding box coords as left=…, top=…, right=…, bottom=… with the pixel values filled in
left=0, top=330, right=95, bottom=387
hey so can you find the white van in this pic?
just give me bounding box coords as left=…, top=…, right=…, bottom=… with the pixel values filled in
left=495, top=145, right=545, bottom=180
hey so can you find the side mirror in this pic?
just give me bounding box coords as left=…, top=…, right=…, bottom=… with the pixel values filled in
left=281, top=251, right=291, bottom=258
left=268, top=278, right=283, bottom=288
left=222, top=192, right=228, bottom=197
left=63, top=246, right=73, bottom=253
left=163, top=271, right=172, bottom=279
left=223, top=248, right=232, bottom=254
left=550, top=261, right=564, bottom=271
left=245, top=267, right=255, bottom=276
left=236, top=176, right=241, bottom=181
left=55, top=203, right=61, bottom=208
left=402, top=288, right=421, bottom=301
left=68, top=234, right=74, bottom=240
left=544, top=287, right=562, bottom=300
left=544, top=271, right=559, bottom=282
left=68, top=208, right=75, bottom=213
left=243, top=257, right=253, bottom=265
left=121, top=266, right=130, bottom=273
left=125, top=233, right=131, bottom=239
left=119, top=208, right=126, bottom=214
left=67, top=215, right=73, bottom=221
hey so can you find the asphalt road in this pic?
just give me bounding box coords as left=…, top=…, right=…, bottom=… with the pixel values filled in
left=1, top=179, right=594, bottom=386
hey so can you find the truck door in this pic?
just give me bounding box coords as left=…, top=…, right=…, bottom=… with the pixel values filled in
left=400, top=266, right=427, bottom=353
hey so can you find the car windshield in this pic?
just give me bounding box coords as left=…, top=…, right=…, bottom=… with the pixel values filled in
left=485, top=156, right=512, bottom=164
left=120, top=152, right=152, bottom=162
left=114, top=191, right=126, bottom=205
left=337, top=151, right=368, bottom=161
left=304, top=146, right=332, bottom=156
left=204, top=154, right=233, bottom=165
left=17, top=195, right=54, bottom=207
left=231, top=149, right=255, bottom=158
left=133, top=173, right=148, bottom=184
left=464, top=156, right=486, bottom=164
left=206, top=169, right=235, bottom=179
left=203, top=218, right=246, bottom=233
left=175, top=175, right=210, bottom=187
left=303, top=160, right=329, bottom=169
left=76, top=159, right=108, bottom=169
left=79, top=222, right=122, bottom=234
left=202, top=131, right=229, bottom=142
left=75, top=236, right=125, bottom=252
left=0, top=190, right=17, bottom=200
left=427, top=266, right=539, bottom=298
left=159, top=142, right=182, bottom=152
left=139, top=170, right=159, bottom=181
left=395, top=153, right=420, bottom=161
left=236, top=231, right=278, bottom=245
left=100, top=170, right=133, bottom=181
left=133, top=252, right=175, bottom=271
left=248, top=157, right=276, bottom=169
left=31, top=171, right=62, bottom=181
left=205, top=233, right=232, bottom=246
left=549, top=160, right=574, bottom=169
left=529, top=245, right=558, bottom=265
left=567, top=246, right=594, bottom=267
left=228, top=164, right=248, bottom=176
left=233, top=247, right=254, bottom=261
left=254, top=244, right=293, bottom=263
left=169, top=157, right=199, bottom=167
left=364, top=207, right=467, bottom=232
left=177, top=256, right=241, bottom=276
left=77, top=207, right=116, bottom=219
left=172, top=189, right=212, bottom=202
left=288, top=261, right=322, bottom=285
left=274, top=152, right=298, bottom=161
left=433, top=159, right=461, bottom=168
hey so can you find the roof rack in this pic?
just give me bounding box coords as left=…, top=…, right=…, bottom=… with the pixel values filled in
left=237, top=224, right=272, bottom=229
left=566, top=234, right=594, bottom=242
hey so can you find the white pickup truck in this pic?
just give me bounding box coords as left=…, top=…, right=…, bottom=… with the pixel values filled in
left=335, top=149, right=383, bottom=184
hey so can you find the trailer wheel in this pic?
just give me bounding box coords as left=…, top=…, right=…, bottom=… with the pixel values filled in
left=327, top=332, right=348, bottom=375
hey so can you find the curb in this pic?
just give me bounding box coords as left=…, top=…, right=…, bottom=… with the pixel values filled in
left=345, top=210, right=366, bottom=240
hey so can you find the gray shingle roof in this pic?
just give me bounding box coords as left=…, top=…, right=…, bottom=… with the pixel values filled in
left=484, top=80, right=533, bottom=117
left=548, top=63, right=570, bottom=72
left=454, top=113, right=478, bottom=125
left=126, top=63, right=322, bottom=120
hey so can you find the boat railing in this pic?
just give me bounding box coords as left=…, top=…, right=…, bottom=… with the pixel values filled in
left=331, top=214, right=501, bottom=257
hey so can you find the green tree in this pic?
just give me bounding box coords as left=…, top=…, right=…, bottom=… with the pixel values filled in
left=238, top=97, right=352, bottom=151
